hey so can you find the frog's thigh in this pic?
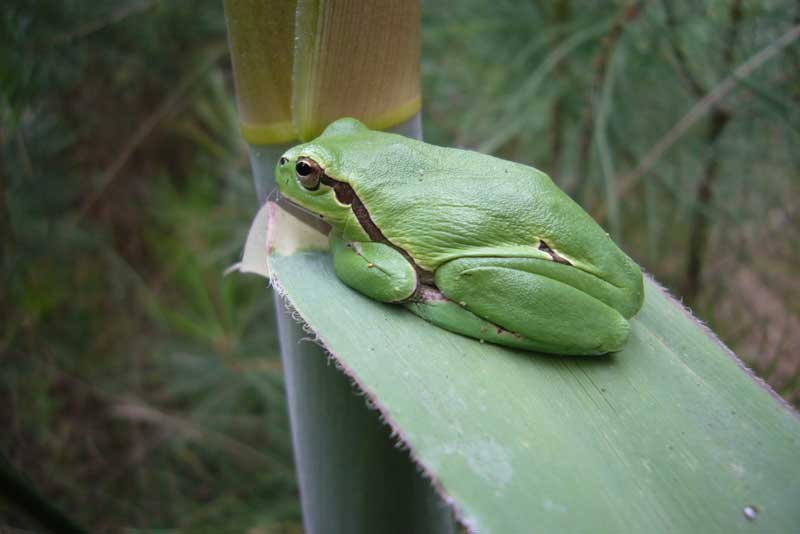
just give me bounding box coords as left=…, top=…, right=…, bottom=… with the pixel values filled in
left=435, top=257, right=630, bottom=355
left=331, top=233, right=416, bottom=303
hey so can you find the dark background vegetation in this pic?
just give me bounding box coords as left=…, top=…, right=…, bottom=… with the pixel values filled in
left=2, top=0, right=798, bottom=531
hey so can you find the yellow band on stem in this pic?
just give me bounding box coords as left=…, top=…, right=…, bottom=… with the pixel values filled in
left=362, top=95, right=422, bottom=133
left=240, top=119, right=297, bottom=145
left=241, top=95, right=422, bottom=145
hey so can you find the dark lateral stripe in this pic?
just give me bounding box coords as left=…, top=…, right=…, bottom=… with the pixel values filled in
left=321, top=174, right=385, bottom=242
left=321, top=175, right=354, bottom=205
left=538, top=239, right=572, bottom=265
left=351, top=196, right=387, bottom=243
left=320, top=173, right=433, bottom=286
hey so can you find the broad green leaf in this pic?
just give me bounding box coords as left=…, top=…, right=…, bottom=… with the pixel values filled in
left=259, top=206, right=800, bottom=534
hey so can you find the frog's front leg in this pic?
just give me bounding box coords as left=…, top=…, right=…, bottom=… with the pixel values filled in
left=432, top=257, right=631, bottom=355
left=330, top=233, right=417, bottom=303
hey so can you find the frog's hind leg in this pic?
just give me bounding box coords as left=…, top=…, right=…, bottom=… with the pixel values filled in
left=405, top=286, right=546, bottom=352
left=432, top=257, right=630, bottom=355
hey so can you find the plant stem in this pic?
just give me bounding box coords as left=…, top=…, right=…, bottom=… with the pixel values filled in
left=250, top=114, right=455, bottom=533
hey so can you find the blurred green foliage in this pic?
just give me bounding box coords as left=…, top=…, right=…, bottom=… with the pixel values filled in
left=2, top=1, right=298, bottom=531
left=1, top=0, right=798, bottom=531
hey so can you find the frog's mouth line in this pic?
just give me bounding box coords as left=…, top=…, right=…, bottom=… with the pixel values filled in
left=276, top=195, right=332, bottom=236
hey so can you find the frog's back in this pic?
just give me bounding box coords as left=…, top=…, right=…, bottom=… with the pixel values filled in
left=354, top=142, right=555, bottom=260
left=320, top=128, right=639, bottom=299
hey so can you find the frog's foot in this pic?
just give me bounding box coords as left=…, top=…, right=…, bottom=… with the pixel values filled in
left=405, top=285, right=547, bottom=352
left=433, top=257, right=631, bottom=355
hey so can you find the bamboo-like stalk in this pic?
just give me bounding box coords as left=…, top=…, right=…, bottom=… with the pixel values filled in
left=224, top=2, right=453, bottom=532
left=223, top=0, right=295, bottom=145
left=292, top=0, right=421, bottom=140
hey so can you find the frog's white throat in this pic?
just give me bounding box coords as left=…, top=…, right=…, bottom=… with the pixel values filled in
left=276, top=194, right=332, bottom=236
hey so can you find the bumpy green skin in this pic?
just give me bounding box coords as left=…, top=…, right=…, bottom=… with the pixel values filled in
left=276, top=118, right=644, bottom=355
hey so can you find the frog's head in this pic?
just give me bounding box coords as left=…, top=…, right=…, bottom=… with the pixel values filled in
left=276, top=118, right=369, bottom=229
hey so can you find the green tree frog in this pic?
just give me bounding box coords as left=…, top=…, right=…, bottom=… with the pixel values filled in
left=275, top=118, right=644, bottom=355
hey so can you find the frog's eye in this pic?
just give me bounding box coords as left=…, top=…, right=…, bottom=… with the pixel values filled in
left=279, top=157, right=288, bottom=165
left=295, top=157, right=322, bottom=190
